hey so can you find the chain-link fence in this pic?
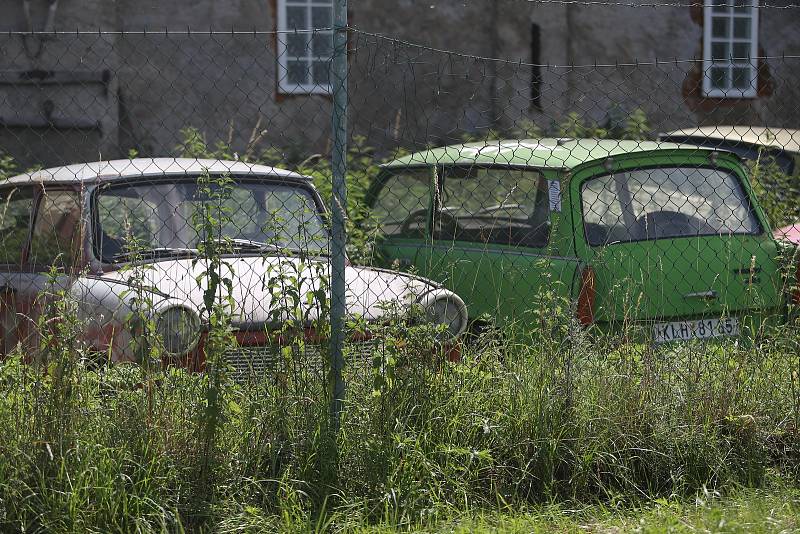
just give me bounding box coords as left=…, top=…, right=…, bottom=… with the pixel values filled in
left=0, top=6, right=798, bottom=411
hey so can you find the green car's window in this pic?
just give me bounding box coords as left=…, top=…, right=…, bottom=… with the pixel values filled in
left=581, top=166, right=760, bottom=246
left=437, top=167, right=550, bottom=247
left=0, top=188, right=33, bottom=267
left=372, top=169, right=431, bottom=238
left=30, top=190, right=82, bottom=270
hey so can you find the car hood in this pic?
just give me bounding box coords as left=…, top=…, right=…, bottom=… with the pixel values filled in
left=99, top=256, right=438, bottom=327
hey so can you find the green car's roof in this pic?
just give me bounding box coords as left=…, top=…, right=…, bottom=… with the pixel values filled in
left=382, top=138, right=718, bottom=170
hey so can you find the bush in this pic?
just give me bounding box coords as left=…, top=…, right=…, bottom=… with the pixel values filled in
left=748, top=154, right=799, bottom=229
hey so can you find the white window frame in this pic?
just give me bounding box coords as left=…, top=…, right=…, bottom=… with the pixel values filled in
left=703, top=0, right=759, bottom=98
left=276, top=0, right=333, bottom=95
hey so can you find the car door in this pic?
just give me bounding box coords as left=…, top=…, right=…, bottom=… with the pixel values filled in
left=572, top=154, right=784, bottom=336
left=0, top=185, right=35, bottom=356
left=419, top=165, right=579, bottom=327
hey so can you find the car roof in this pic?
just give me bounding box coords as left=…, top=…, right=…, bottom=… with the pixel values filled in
left=659, top=126, right=800, bottom=154
left=381, top=138, right=718, bottom=170
left=2, top=158, right=309, bottom=186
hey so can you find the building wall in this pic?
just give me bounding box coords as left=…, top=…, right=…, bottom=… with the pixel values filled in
left=0, top=0, right=797, bottom=168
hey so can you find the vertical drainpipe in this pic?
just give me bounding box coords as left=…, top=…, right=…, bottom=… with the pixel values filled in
left=565, top=2, right=575, bottom=111
left=488, top=0, right=500, bottom=129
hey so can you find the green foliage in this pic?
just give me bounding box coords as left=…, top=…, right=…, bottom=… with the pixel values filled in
left=557, top=111, right=610, bottom=139
left=0, top=150, right=17, bottom=180
left=748, top=153, right=800, bottom=229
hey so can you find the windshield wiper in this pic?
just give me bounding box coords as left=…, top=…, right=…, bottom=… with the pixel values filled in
left=111, top=247, right=198, bottom=262
left=198, top=237, right=290, bottom=254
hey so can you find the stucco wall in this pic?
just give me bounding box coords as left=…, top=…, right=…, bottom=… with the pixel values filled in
left=0, top=0, right=797, bottom=168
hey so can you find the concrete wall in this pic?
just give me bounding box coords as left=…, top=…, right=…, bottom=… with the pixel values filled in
left=0, top=0, right=798, bottom=168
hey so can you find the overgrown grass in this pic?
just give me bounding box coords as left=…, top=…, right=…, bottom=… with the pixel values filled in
left=1, top=317, right=799, bottom=531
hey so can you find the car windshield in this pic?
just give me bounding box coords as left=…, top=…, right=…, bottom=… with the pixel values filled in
left=95, top=179, right=329, bottom=262
left=581, top=166, right=761, bottom=246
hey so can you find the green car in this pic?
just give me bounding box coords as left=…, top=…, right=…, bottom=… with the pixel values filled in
left=365, top=139, right=799, bottom=343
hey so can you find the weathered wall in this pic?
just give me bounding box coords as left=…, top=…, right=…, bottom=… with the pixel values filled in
left=0, top=0, right=798, bottom=168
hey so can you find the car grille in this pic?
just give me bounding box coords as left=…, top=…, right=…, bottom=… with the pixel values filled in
left=223, top=341, right=378, bottom=382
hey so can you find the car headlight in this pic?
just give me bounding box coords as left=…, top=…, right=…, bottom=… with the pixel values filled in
left=155, top=306, right=201, bottom=355
left=418, top=290, right=468, bottom=340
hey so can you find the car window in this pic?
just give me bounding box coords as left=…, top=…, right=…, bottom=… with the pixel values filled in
left=437, top=167, right=550, bottom=247
left=30, top=190, right=82, bottom=269
left=581, top=166, right=761, bottom=245
left=372, top=169, right=431, bottom=238
left=96, top=179, right=329, bottom=261
left=0, top=188, right=33, bottom=267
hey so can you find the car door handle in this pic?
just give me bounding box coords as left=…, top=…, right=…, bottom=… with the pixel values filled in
left=684, top=290, right=717, bottom=300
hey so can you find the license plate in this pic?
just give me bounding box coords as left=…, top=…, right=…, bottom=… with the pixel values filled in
left=653, top=317, right=739, bottom=343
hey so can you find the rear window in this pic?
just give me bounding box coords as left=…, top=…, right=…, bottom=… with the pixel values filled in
left=581, top=167, right=761, bottom=246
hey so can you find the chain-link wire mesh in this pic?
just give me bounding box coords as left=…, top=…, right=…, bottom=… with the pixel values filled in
left=0, top=3, right=797, bottom=414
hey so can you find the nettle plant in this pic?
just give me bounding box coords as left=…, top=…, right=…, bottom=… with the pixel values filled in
left=364, top=288, right=453, bottom=398
left=118, top=231, right=162, bottom=369
left=190, top=170, right=239, bottom=478
left=263, top=255, right=331, bottom=357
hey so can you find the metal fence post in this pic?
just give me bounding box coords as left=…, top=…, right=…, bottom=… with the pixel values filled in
left=329, top=0, right=348, bottom=433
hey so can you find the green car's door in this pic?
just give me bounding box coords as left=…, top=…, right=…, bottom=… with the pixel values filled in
left=418, top=166, right=580, bottom=327
left=572, top=154, right=784, bottom=337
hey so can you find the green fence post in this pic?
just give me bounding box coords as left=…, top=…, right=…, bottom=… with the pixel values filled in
left=329, top=0, right=348, bottom=433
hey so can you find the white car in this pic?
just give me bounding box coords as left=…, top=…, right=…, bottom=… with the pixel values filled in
left=0, top=158, right=468, bottom=372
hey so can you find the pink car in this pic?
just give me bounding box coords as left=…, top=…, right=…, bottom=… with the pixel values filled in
left=774, top=223, right=800, bottom=245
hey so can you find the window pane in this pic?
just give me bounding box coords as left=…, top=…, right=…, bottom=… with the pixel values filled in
left=732, top=66, right=753, bottom=89
left=711, top=42, right=729, bottom=60
left=581, top=167, right=759, bottom=245
left=439, top=168, right=550, bottom=247
left=711, top=17, right=730, bottom=38
left=312, top=31, right=333, bottom=58
left=312, top=6, right=332, bottom=28
left=312, top=60, right=330, bottom=86
left=286, top=60, right=309, bottom=85
left=732, top=42, right=750, bottom=59
left=373, top=170, right=431, bottom=238
left=0, top=188, right=32, bottom=266
left=733, top=17, right=751, bottom=39
left=710, top=66, right=728, bottom=89
left=286, top=34, right=309, bottom=58
left=31, top=191, right=81, bottom=269
left=286, top=6, right=307, bottom=30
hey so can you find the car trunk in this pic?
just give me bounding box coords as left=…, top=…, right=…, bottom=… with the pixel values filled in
left=589, top=234, right=783, bottom=322
left=575, top=162, right=785, bottom=327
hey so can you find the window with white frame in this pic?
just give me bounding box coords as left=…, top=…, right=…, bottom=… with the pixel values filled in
left=277, top=0, right=334, bottom=94
left=703, top=0, right=759, bottom=98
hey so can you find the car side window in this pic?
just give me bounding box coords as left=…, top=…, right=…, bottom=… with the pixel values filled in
left=0, top=187, right=33, bottom=268
left=372, top=169, right=432, bottom=238
left=437, top=167, right=550, bottom=247
left=30, top=190, right=82, bottom=270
